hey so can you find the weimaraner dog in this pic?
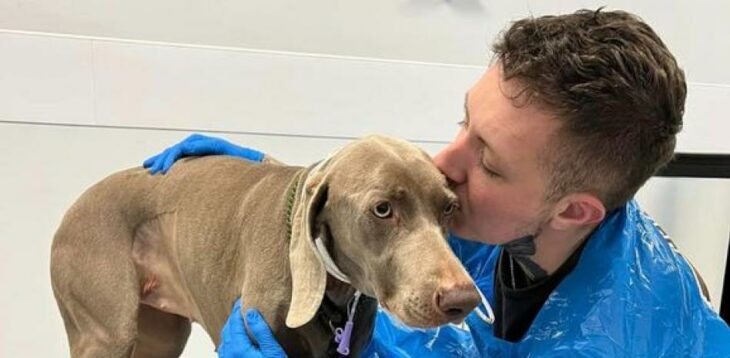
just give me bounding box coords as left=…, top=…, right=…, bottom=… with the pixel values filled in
left=51, top=135, right=481, bottom=357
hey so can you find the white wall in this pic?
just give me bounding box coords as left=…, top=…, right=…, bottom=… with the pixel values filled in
left=1, top=1, right=728, bottom=356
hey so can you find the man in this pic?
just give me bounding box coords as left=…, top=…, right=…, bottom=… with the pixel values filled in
left=145, top=9, right=730, bottom=356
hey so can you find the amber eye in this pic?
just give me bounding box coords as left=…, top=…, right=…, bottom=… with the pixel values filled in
left=372, top=201, right=392, bottom=218
left=444, top=202, right=458, bottom=216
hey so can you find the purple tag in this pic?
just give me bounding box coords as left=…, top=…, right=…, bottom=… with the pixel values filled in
left=335, top=320, right=354, bottom=356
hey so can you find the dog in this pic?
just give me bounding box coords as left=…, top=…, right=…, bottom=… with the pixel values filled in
left=51, top=135, right=481, bottom=357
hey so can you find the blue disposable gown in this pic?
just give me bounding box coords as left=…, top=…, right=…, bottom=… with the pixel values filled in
left=362, top=200, right=730, bottom=357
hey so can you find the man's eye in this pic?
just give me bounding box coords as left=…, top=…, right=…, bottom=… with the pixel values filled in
left=479, top=151, right=500, bottom=178
left=481, top=165, right=500, bottom=178
left=480, top=159, right=500, bottom=178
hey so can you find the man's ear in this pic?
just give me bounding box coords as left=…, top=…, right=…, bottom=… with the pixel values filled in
left=549, top=193, right=606, bottom=231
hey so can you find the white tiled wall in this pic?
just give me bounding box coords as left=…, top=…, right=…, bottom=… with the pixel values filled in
left=90, top=40, right=478, bottom=141
left=1, top=1, right=728, bottom=356
left=2, top=31, right=729, bottom=152
left=1, top=0, right=728, bottom=84
left=681, top=84, right=730, bottom=153
left=0, top=33, right=94, bottom=124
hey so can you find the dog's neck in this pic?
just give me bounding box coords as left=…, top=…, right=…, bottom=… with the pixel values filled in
left=315, top=275, right=377, bottom=357
left=284, top=165, right=378, bottom=356
left=302, top=183, right=378, bottom=354
left=316, top=275, right=357, bottom=331
left=325, top=275, right=356, bottom=307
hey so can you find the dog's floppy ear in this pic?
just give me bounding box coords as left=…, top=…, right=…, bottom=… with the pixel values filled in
left=286, top=168, right=330, bottom=328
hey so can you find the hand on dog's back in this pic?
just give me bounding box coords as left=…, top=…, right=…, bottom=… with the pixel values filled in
left=143, top=133, right=265, bottom=175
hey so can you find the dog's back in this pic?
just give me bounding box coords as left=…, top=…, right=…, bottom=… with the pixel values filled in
left=51, top=156, right=302, bottom=357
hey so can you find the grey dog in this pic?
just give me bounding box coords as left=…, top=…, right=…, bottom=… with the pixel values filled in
left=51, top=135, right=480, bottom=357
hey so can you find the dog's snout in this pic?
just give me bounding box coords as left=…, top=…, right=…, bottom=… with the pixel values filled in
left=434, top=284, right=480, bottom=321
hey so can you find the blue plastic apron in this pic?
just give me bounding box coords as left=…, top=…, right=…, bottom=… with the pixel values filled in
left=363, top=200, right=730, bottom=357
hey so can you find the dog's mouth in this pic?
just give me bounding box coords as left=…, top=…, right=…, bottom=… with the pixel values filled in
left=381, top=304, right=462, bottom=329
left=380, top=294, right=471, bottom=328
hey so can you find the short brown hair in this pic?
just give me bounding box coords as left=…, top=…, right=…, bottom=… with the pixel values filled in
left=493, top=9, right=686, bottom=210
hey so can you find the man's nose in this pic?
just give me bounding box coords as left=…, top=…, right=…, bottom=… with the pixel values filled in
left=433, top=136, right=468, bottom=185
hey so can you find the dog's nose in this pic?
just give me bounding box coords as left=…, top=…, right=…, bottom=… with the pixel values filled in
left=434, top=283, right=480, bottom=321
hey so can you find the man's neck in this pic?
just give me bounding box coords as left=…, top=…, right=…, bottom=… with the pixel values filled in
left=529, top=224, right=598, bottom=276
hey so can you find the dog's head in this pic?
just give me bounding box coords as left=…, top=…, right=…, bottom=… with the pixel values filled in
left=286, top=135, right=480, bottom=329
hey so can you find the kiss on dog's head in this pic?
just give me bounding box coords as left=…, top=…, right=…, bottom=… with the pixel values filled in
left=51, top=135, right=479, bottom=357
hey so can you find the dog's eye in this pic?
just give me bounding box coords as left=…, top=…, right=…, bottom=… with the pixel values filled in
left=372, top=202, right=392, bottom=219
left=443, top=202, right=458, bottom=216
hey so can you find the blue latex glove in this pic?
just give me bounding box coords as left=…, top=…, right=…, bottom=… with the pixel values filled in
left=218, top=298, right=288, bottom=358
left=143, top=133, right=265, bottom=174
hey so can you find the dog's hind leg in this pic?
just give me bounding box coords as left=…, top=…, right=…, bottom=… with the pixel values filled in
left=131, top=305, right=191, bottom=357
left=52, top=254, right=140, bottom=356
left=51, top=216, right=142, bottom=357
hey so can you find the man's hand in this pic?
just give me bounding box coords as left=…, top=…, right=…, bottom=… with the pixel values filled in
left=218, top=298, right=288, bottom=358
left=143, top=133, right=265, bottom=174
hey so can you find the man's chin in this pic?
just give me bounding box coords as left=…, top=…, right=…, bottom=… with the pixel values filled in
left=449, top=216, right=498, bottom=244
left=448, top=216, right=475, bottom=240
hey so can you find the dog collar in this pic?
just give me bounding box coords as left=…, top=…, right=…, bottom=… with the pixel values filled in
left=283, top=171, right=303, bottom=243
